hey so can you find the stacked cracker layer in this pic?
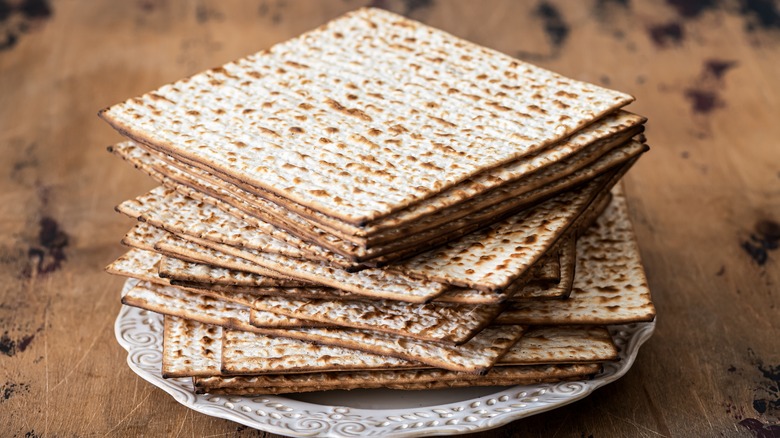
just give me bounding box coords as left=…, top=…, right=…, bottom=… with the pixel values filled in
left=102, top=8, right=655, bottom=395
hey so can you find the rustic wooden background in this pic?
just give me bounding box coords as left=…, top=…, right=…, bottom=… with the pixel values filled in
left=1, top=0, right=779, bottom=436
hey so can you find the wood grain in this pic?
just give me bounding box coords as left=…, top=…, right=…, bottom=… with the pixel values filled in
left=1, top=1, right=778, bottom=436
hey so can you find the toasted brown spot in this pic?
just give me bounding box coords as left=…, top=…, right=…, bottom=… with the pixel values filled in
left=325, top=99, right=373, bottom=122
left=421, top=161, right=443, bottom=171
left=148, top=93, right=174, bottom=104
left=429, top=116, right=456, bottom=128
left=388, top=124, right=408, bottom=135
left=259, top=127, right=280, bottom=138
left=389, top=43, right=414, bottom=52
left=352, top=135, right=380, bottom=150
left=289, top=127, right=305, bottom=134
left=367, top=128, right=382, bottom=136
left=555, top=90, right=578, bottom=99
left=325, top=127, right=339, bottom=134
left=309, top=189, right=328, bottom=196
left=487, top=101, right=512, bottom=111
left=285, top=60, right=309, bottom=69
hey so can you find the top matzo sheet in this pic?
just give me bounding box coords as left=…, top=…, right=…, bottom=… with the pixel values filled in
left=100, top=7, right=632, bottom=225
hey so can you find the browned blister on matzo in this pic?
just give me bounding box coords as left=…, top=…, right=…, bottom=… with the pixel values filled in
left=496, top=187, right=656, bottom=325
left=251, top=295, right=504, bottom=344
left=100, top=8, right=633, bottom=226
left=162, top=316, right=222, bottom=378
left=192, top=364, right=601, bottom=394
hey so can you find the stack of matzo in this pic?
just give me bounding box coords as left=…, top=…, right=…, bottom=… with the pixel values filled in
left=102, top=8, right=655, bottom=395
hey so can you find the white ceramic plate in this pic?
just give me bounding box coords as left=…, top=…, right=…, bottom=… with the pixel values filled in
left=115, top=279, right=655, bottom=437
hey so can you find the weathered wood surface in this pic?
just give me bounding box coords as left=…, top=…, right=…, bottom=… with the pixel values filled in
left=1, top=0, right=779, bottom=436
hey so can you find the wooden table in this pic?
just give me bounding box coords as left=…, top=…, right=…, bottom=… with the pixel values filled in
left=1, top=1, right=778, bottom=436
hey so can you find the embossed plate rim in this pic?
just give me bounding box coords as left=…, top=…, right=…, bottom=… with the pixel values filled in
left=115, top=278, right=655, bottom=437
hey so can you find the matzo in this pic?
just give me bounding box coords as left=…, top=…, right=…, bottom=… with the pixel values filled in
left=111, top=109, right=642, bottom=246
left=218, top=324, right=617, bottom=375
left=394, top=172, right=608, bottom=290
left=105, top=248, right=169, bottom=287
left=121, top=222, right=167, bottom=252
left=532, top=251, right=561, bottom=283
left=122, top=279, right=523, bottom=372
left=114, top=138, right=645, bottom=265
left=496, top=187, right=656, bottom=325
left=246, top=310, right=525, bottom=373
left=192, top=364, right=601, bottom=395
left=117, top=186, right=350, bottom=266
left=511, top=236, right=576, bottom=300
left=158, top=233, right=450, bottom=302
left=122, top=281, right=320, bottom=331
left=158, top=254, right=311, bottom=288
left=251, top=295, right=504, bottom=344
left=364, top=140, right=646, bottom=261
left=222, top=329, right=420, bottom=375
left=109, top=141, right=363, bottom=254
left=124, top=222, right=298, bottom=281
left=100, top=8, right=633, bottom=225
left=498, top=326, right=617, bottom=364
left=162, top=316, right=222, bottom=378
